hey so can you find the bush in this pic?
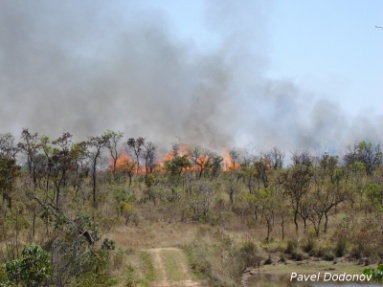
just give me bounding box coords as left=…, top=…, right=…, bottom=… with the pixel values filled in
left=264, top=255, right=273, bottom=265
left=190, top=258, right=212, bottom=275
left=303, top=237, right=317, bottom=253
left=5, top=245, right=51, bottom=287
left=184, top=243, right=212, bottom=277
left=363, top=264, right=383, bottom=282
left=239, top=241, right=263, bottom=268
left=335, top=239, right=347, bottom=257
left=285, top=239, right=299, bottom=255
left=322, top=251, right=335, bottom=261
left=0, top=264, right=9, bottom=284
left=291, top=249, right=304, bottom=261
left=351, top=244, right=364, bottom=260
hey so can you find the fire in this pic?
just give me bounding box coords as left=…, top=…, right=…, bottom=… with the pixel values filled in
left=109, top=150, right=146, bottom=175
left=109, top=144, right=241, bottom=175
left=109, top=150, right=136, bottom=174
left=222, top=149, right=240, bottom=171
left=161, top=144, right=240, bottom=173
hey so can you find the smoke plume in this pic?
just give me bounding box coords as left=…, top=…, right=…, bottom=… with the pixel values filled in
left=0, top=0, right=381, bottom=154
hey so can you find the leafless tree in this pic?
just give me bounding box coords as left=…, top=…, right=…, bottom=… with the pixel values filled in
left=267, top=147, right=284, bottom=169
left=0, top=133, right=19, bottom=158
left=127, top=137, right=145, bottom=174
left=190, top=146, right=212, bottom=179
left=292, top=151, right=313, bottom=168
left=104, top=130, right=124, bottom=178
left=229, top=148, right=240, bottom=170
left=143, top=141, right=157, bottom=175
left=18, top=129, right=40, bottom=188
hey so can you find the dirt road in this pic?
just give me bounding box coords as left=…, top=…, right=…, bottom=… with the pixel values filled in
left=146, top=247, right=206, bottom=287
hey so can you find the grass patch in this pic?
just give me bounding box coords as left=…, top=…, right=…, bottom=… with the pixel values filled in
left=139, top=251, right=156, bottom=284
left=161, top=249, right=189, bottom=281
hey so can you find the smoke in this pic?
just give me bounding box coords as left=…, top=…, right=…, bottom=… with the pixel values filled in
left=0, top=0, right=381, bottom=153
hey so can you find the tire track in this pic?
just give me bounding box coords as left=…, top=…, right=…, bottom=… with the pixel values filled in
left=146, top=247, right=205, bottom=287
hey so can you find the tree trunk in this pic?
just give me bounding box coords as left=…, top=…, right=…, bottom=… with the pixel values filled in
left=294, top=211, right=299, bottom=235
left=324, top=213, right=329, bottom=234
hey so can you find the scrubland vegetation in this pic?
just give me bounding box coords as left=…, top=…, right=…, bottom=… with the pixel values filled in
left=1, top=129, right=383, bottom=286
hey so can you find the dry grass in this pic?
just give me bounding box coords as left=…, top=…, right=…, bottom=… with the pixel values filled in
left=108, top=221, right=201, bottom=250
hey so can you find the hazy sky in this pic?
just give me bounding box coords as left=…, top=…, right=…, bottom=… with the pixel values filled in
left=0, top=0, right=382, bottom=153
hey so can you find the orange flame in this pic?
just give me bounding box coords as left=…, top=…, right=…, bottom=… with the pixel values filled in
left=109, top=150, right=147, bottom=174
left=109, top=144, right=241, bottom=175
left=109, top=150, right=135, bottom=173
left=222, top=149, right=240, bottom=171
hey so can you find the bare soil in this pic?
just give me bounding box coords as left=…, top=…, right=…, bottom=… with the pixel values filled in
left=146, top=247, right=206, bottom=287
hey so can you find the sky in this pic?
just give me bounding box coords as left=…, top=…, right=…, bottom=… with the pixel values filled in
left=0, top=0, right=382, bottom=154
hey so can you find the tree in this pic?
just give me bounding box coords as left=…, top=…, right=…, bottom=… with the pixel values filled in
left=228, top=148, right=240, bottom=170
left=166, top=154, right=191, bottom=177
left=0, top=133, right=19, bottom=158
left=312, top=153, right=350, bottom=235
left=18, top=129, right=40, bottom=188
left=127, top=137, right=145, bottom=174
left=241, top=153, right=257, bottom=194
left=210, top=153, right=223, bottom=178
left=118, top=155, right=136, bottom=187
left=346, top=161, right=368, bottom=209
left=0, top=156, right=20, bottom=208
left=292, top=151, right=313, bottom=168
left=143, top=141, right=157, bottom=175
left=104, top=130, right=124, bottom=179
left=279, top=163, right=313, bottom=235
left=5, top=245, right=51, bottom=287
left=258, top=187, right=275, bottom=242
left=188, top=181, right=215, bottom=221
left=267, top=147, right=284, bottom=170
left=224, top=171, right=242, bottom=206
left=51, top=133, right=76, bottom=207
left=38, top=133, right=84, bottom=208
left=87, top=134, right=110, bottom=207
left=255, top=157, right=270, bottom=188
left=190, top=146, right=212, bottom=179
left=273, top=187, right=290, bottom=240
left=343, top=141, right=382, bottom=176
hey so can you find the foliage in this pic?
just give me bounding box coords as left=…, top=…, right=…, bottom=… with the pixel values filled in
left=363, top=264, right=383, bottom=282
left=0, top=156, right=20, bottom=208
left=238, top=241, right=262, bottom=268
left=5, top=245, right=51, bottom=287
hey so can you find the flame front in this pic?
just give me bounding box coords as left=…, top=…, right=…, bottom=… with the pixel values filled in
left=110, top=144, right=240, bottom=175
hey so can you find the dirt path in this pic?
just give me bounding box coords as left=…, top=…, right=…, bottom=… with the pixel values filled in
left=145, top=247, right=206, bottom=287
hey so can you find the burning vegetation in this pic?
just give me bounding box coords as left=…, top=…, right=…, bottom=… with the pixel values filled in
left=111, top=143, right=243, bottom=178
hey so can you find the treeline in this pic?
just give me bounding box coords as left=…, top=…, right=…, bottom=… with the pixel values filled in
left=1, top=129, right=383, bottom=286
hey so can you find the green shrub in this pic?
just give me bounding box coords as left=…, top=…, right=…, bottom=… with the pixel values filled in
left=363, top=264, right=383, bottom=282
left=5, top=245, right=51, bottom=287
left=0, top=264, right=9, bottom=284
